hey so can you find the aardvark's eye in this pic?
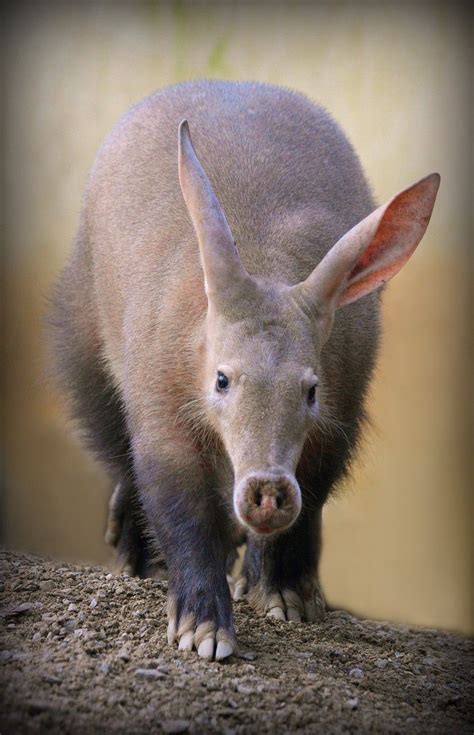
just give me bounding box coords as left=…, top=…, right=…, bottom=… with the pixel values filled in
left=216, top=371, right=229, bottom=392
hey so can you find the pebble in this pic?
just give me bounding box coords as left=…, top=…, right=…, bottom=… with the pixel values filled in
left=43, top=674, right=62, bottom=684
left=39, top=580, right=54, bottom=591
left=100, top=662, right=110, bottom=674
left=349, top=667, right=364, bottom=679
left=90, top=598, right=98, bottom=609
left=161, top=720, right=190, bottom=734
left=347, top=696, right=359, bottom=710
left=135, top=668, right=166, bottom=679
left=375, top=658, right=388, bottom=669
left=7, top=602, right=38, bottom=617
left=68, top=603, right=78, bottom=612
left=239, top=649, right=256, bottom=661
left=117, top=648, right=131, bottom=661
left=236, top=685, right=254, bottom=695
left=32, top=632, right=41, bottom=642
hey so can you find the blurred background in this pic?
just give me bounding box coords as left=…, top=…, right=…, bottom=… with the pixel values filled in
left=2, top=1, right=472, bottom=634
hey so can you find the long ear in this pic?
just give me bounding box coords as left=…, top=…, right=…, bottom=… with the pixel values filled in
left=178, top=119, right=249, bottom=302
left=294, top=173, right=440, bottom=313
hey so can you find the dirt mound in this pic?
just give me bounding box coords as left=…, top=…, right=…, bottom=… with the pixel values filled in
left=0, top=551, right=472, bottom=734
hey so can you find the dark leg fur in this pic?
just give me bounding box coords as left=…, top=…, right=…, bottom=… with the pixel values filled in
left=48, top=259, right=157, bottom=577
left=105, top=480, right=166, bottom=578
left=233, top=437, right=356, bottom=621
left=134, top=452, right=237, bottom=660
left=237, top=505, right=325, bottom=622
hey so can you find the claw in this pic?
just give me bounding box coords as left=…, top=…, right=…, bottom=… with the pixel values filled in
left=166, top=595, right=178, bottom=645
left=268, top=605, right=286, bottom=621
left=286, top=606, right=302, bottom=622
left=197, top=637, right=215, bottom=660
left=167, top=620, right=177, bottom=645
left=104, top=482, right=125, bottom=547
left=215, top=639, right=233, bottom=661
left=178, top=630, right=194, bottom=651
left=232, top=576, right=247, bottom=601
left=283, top=589, right=304, bottom=622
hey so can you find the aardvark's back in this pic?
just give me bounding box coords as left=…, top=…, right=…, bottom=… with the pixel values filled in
left=85, top=80, right=376, bottom=378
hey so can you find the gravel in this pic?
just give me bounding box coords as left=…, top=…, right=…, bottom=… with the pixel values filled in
left=0, top=550, right=473, bottom=734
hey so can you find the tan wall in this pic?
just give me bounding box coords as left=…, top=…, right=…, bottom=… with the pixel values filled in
left=3, top=2, right=472, bottom=634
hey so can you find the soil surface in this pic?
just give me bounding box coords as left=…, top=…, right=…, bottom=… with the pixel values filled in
left=0, top=551, right=472, bottom=734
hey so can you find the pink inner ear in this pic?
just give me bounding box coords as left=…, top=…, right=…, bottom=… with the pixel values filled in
left=339, top=181, right=435, bottom=307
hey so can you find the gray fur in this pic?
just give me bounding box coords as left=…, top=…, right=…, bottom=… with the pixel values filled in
left=49, top=81, right=439, bottom=660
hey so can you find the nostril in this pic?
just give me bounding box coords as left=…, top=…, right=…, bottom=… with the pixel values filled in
left=237, top=472, right=301, bottom=533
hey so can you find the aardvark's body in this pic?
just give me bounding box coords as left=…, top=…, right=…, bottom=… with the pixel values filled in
left=50, top=81, right=439, bottom=660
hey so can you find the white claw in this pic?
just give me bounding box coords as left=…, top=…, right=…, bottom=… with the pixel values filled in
left=267, top=606, right=286, bottom=621
left=233, top=577, right=247, bottom=601
left=286, top=606, right=302, bottom=622
left=215, top=640, right=233, bottom=661
left=167, top=620, right=177, bottom=645
left=178, top=630, right=194, bottom=651
left=226, top=574, right=235, bottom=597
left=197, top=637, right=215, bottom=660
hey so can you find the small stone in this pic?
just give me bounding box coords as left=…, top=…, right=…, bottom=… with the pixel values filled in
left=67, top=603, right=78, bottom=612
left=161, top=721, right=190, bottom=734
left=90, top=598, right=98, bottom=609
left=100, top=662, right=110, bottom=674
left=39, top=580, right=54, bottom=591
left=32, top=632, right=41, bottom=642
left=347, top=696, right=359, bottom=710
left=349, top=667, right=364, bottom=679
left=0, top=602, right=36, bottom=617
left=237, top=685, right=253, bottom=695
left=135, top=668, right=165, bottom=679
left=239, top=649, right=256, bottom=661
left=375, top=658, right=388, bottom=669
left=117, top=648, right=130, bottom=661
left=43, top=674, right=62, bottom=684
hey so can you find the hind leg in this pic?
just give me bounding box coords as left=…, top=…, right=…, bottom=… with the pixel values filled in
left=105, top=479, right=167, bottom=579
left=49, top=239, right=168, bottom=578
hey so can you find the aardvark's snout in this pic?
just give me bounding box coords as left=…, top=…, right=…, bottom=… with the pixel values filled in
left=234, top=470, right=302, bottom=535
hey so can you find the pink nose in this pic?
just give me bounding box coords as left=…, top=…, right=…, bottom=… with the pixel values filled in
left=234, top=471, right=301, bottom=535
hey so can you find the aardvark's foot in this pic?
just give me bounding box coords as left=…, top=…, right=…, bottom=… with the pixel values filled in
left=233, top=574, right=325, bottom=623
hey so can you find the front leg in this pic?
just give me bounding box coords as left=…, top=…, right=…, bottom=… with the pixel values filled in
left=135, top=452, right=236, bottom=661
left=237, top=507, right=326, bottom=623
